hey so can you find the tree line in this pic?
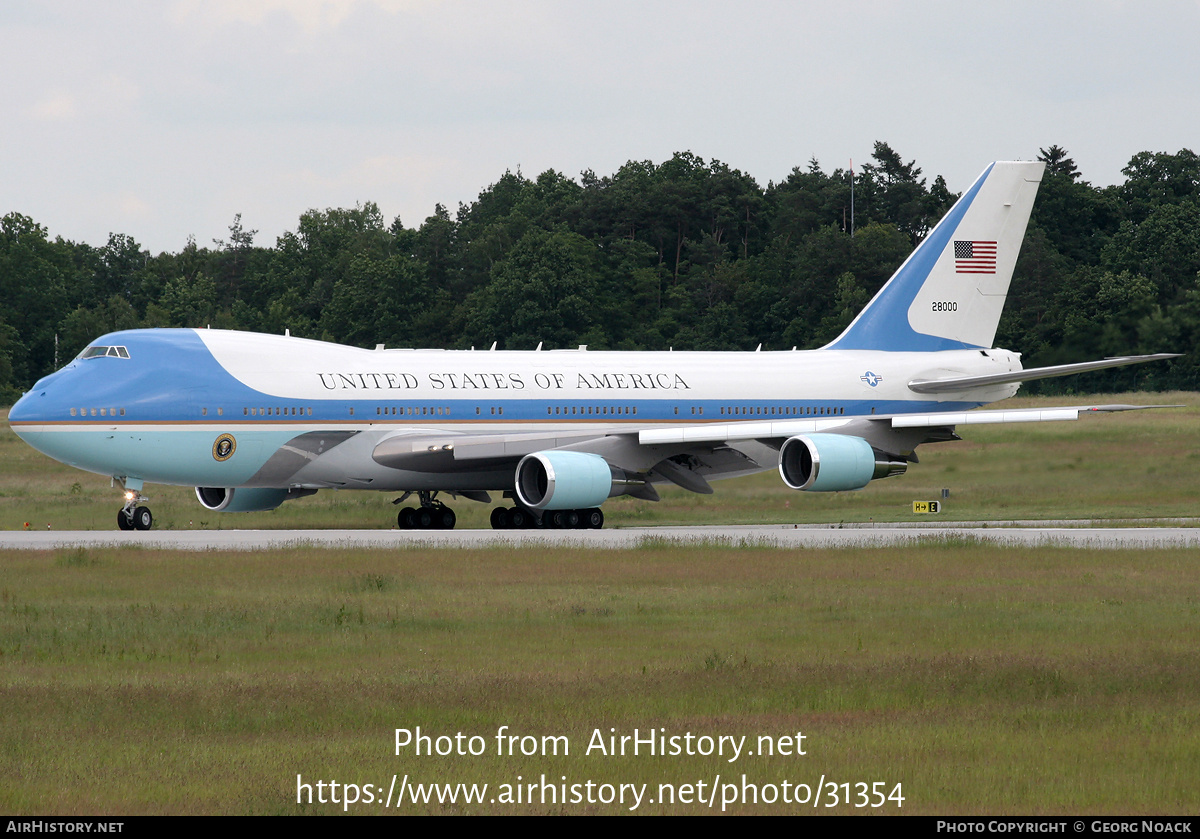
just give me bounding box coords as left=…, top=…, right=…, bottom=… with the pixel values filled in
left=2, top=141, right=1198, bottom=404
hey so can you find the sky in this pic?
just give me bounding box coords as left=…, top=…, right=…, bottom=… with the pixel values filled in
left=4, top=0, right=1199, bottom=254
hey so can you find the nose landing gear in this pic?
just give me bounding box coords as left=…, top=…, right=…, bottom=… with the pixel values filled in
left=117, top=489, right=153, bottom=531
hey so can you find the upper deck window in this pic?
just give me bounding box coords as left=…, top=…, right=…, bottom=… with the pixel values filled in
left=79, top=346, right=130, bottom=359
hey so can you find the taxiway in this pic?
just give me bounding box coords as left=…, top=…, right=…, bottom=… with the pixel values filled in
left=2, top=523, right=1198, bottom=550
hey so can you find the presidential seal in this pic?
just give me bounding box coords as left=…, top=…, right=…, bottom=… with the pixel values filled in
left=212, top=433, right=236, bottom=462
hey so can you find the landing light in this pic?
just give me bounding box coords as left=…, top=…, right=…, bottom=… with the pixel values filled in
left=124, top=491, right=135, bottom=501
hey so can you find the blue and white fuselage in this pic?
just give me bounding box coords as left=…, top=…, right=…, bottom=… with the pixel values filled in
left=8, top=327, right=1019, bottom=490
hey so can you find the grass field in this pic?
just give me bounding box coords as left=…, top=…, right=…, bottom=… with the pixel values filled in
left=2, top=540, right=1199, bottom=814
left=2, top=393, right=1197, bottom=530
left=2, top=396, right=1197, bottom=815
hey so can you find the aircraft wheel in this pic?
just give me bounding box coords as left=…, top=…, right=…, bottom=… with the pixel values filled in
left=436, top=507, right=456, bottom=530
left=490, top=507, right=508, bottom=529
left=547, top=510, right=566, bottom=529
left=565, top=510, right=581, bottom=529
left=508, top=507, right=528, bottom=529
left=416, top=508, right=434, bottom=529
left=117, top=511, right=134, bottom=530
left=583, top=508, right=604, bottom=529
left=398, top=507, right=417, bottom=529
left=133, top=506, right=153, bottom=531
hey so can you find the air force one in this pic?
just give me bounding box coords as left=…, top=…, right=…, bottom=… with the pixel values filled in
left=7, top=161, right=1179, bottom=530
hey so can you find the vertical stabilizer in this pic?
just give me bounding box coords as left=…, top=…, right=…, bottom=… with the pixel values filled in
left=825, top=160, right=1044, bottom=352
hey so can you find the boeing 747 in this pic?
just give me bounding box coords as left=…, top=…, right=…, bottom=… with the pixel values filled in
left=7, top=161, right=1177, bottom=529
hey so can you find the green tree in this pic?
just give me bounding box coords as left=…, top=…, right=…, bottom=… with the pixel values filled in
left=264, top=203, right=393, bottom=323
left=320, top=254, right=431, bottom=348
left=1101, top=203, right=1200, bottom=303
left=0, top=213, right=73, bottom=383
left=57, top=297, right=140, bottom=361
left=1031, top=146, right=1115, bottom=266
left=0, top=315, right=25, bottom=402
left=814, top=272, right=870, bottom=345
left=462, top=229, right=602, bottom=349
left=1117, top=149, right=1200, bottom=225
left=413, top=204, right=460, bottom=295
left=856, top=142, right=954, bottom=242
left=156, top=273, right=219, bottom=327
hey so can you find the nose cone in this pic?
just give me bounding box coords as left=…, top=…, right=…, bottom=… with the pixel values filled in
left=8, top=366, right=100, bottom=469
left=10, top=361, right=76, bottom=425
left=7, top=387, right=59, bottom=464
left=8, top=388, right=41, bottom=426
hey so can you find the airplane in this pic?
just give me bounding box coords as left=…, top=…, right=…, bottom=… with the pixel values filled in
left=6, top=160, right=1178, bottom=531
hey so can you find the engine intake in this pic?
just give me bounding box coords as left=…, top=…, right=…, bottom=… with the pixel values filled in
left=195, top=486, right=317, bottom=512
left=515, top=451, right=641, bottom=510
left=778, top=434, right=907, bottom=492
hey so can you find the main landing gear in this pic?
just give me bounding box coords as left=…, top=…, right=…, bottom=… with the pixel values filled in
left=490, top=506, right=604, bottom=530
left=390, top=492, right=605, bottom=530
left=394, top=491, right=457, bottom=530
left=116, top=491, right=153, bottom=531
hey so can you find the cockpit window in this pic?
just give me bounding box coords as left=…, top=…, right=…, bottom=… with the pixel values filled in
left=79, top=346, right=130, bottom=359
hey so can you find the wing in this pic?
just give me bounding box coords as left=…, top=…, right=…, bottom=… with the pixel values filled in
left=368, top=426, right=760, bottom=499
left=640, top=403, right=1177, bottom=448
left=633, top=402, right=1181, bottom=494
left=363, top=402, right=1176, bottom=501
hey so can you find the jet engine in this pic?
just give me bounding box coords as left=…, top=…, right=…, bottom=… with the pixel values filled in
left=777, top=434, right=907, bottom=492
left=195, top=486, right=317, bottom=512
left=515, top=451, right=642, bottom=510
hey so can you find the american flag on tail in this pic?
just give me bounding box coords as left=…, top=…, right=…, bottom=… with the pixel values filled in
left=954, top=240, right=997, bottom=274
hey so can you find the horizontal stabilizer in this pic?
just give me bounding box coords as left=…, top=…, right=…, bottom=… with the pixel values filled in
left=908, top=354, right=1180, bottom=393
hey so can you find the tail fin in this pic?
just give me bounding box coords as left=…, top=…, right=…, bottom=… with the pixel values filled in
left=825, top=160, right=1044, bottom=352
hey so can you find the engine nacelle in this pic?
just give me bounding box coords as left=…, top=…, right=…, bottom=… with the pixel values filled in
left=514, top=451, right=626, bottom=510
left=778, top=434, right=907, bottom=492
left=195, top=486, right=316, bottom=512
